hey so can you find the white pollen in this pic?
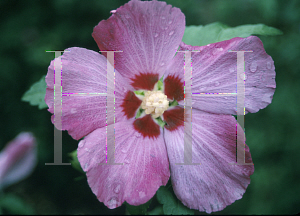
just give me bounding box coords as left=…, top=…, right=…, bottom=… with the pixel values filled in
left=141, top=91, right=169, bottom=118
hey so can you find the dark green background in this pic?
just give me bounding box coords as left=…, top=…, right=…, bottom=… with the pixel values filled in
left=0, top=0, right=299, bottom=214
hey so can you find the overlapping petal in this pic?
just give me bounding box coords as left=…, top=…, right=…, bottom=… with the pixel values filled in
left=163, top=109, right=254, bottom=213
left=92, top=0, right=185, bottom=84
left=45, top=47, right=133, bottom=140
left=0, top=132, right=37, bottom=190
left=164, top=36, right=276, bottom=115
left=77, top=119, right=170, bottom=208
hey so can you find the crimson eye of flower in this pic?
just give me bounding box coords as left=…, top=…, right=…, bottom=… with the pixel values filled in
left=45, top=0, right=275, bottom=213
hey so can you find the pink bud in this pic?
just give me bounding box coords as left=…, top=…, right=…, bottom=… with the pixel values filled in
left=0, top=132, right=37, bottom=190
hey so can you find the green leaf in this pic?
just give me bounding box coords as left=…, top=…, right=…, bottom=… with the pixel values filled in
left=156, top=186, right=194, bottom=215
left=182, top=22, right=283, bottom=46
left=146, top=206, right=163, bottom=215
left=21, top=75, right=48, bottom=109
left=134, top=90, right=145, bottom=96
left=68, top=150, right=84, bottom=173
left=154, top=116, right=166, bottom=128
left=135, top=108, right=144, bottom=119
left=0, top=193, right=35, bottom=215
left=125, top=199, right=152, bottom=215
left=169, top=100, right=178, bottom=107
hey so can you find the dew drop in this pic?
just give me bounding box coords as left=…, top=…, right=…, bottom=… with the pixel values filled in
left=71, top=108, right=77, bottom=114
left=239, top=73, right=245, bottom=80
left=108, top=197, right=118, bottom=208
left=161, top=16, right=166, bottom=20
left=168, top=30, right=174, bottom=36
left=122, top=87, right=127, bottom=93
left=224, top=97, right=228, bottom=100
left=229, top=67, right=235, bottom=73
left=121, top=148, right=127, bottom=154
left=154, top=33, right=158, bottom=38
left=150, top=154, right=156, bottom=158
left=124, top=159, right=130, bottom=164
left=78, top=140, right=85, bottom=148
left=110, top=10, right=116, bottom=14
left=214, top=81, right=220, bottom=87
left=114, top=184, right=121, bottom=194
left=160, top=62, right=165, bottom=66
left=84, top=163, right=89, bottom=171
left=135, top=132, right=141, bottom=138
left=139, top=191, right=146, bottom=198
left=168, top=20, right=173, bottom=25
left=267, top=61, right=272, bottom=69
left=125, top=14, right=130, bottom=19
left=200, top=87, right=206, bottom=91
left=84, top=148, right=90, bottom=152
left=250, top=62, right=257, bottom=72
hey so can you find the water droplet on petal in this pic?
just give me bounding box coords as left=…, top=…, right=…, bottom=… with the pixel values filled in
left=168, top=20, right=173, bottom=25
left=124, top=159, right=130, bottom=164
left=224, top=97, right=228, bottom=100
left=160, top=62, right=165, bottom=66
left=229, top=67, right=235, bottom=73
left=214, top=81, right=220, bottom=86
left=84, top=148, right=90, bottom=152
left=200, top=87, right=206, bottom=92
left=161, top=16, right=165, bottom=20
left=250, top=62, right=257, bottom=72
left=267, top=61, right=272, bottom=69
left=121, top=149, right=127, bottom=154
left=139, top=191, right=146, bottom=198
left=114, top=184, right=121, bottom=194
left=84, top=163, right=89, bottom=171
left=71, top=108, right=77, bottom=114
left=122, top=87, right=127, bottom=93
left=78, top=140, right=85, bottom=148
left=108, top=197, right=118, bottom=208
left=150, top=154, right=156, bottom=158
left=154, top=33, right=159, bottom=38
left=135, top=132, right=141, bottom=138
left=239, top=73, right=245, bottom=80
left=125, top=14, right=130, bottom=19
left=168, top=30, right=174, bottom=36
left=110, top=10, right=116, bottom=14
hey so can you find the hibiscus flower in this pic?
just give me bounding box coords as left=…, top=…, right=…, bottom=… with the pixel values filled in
left=0, top=132, right=37, bottom=190
left=45, top=0, right=275, bottom=213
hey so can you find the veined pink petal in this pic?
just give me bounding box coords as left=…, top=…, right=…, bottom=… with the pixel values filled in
left=92, top=0, right=185, bottom=83
left=45, top=47, right=133, bottom=140
left=77, top=119, right=170, bottom=208
left=163, top=109, right=254, bottom=213
left=0, top=132, right=37, bottom=190
left=165, top=36, right=276, bottom=115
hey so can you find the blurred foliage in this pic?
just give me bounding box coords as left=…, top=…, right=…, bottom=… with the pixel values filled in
left=0, top=0, right=299, bottom=215
left=183, top=22, right=282, bottom=46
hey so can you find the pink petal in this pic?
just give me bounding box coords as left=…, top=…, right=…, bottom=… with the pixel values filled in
left=163, top=109, right=254, bottom=213
left=0, top=132, right=37, bottom=190
left=77, top=119, right=170, bottom=208
left=92, top=0, right=185, bottom=83
left=45, top=47, right=133, bottom=140
left=165, top=36, right=276, bottom=115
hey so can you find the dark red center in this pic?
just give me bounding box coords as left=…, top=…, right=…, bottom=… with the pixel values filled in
left=121, top=73, right=185, bottom=138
